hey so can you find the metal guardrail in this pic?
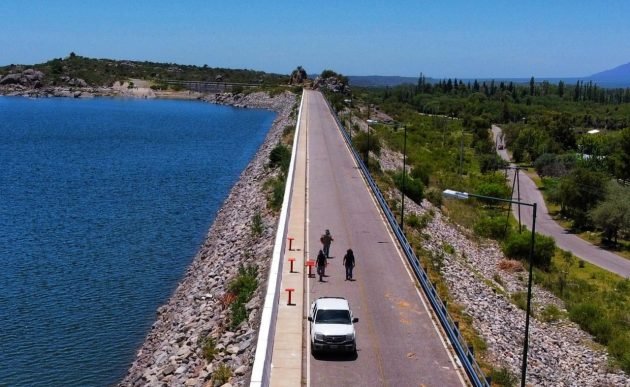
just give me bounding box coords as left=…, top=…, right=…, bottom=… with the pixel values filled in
left=324, top=98, right=490, bottom=387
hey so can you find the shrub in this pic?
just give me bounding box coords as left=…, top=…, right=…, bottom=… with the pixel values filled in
left=228, top=264, right=258, bottom=329
left=201, top=336, right=217, bottom=361
left=230, top=302, right=247, bottom=330
left=251, top=210, right=263, bottom=237
left=283, top=125, right=294, bottom=137
left=443, top=243, right=455, bottom=255
left=490, top=366, right=518, bottom=387
left=393, top=171, right=424, bottom=204
left=268, top=143, right=291, bottom=175
left=511, top=291, right=528, bottom=311
left=352, top=131, right=381, bottom=157
left=474, top=182, right=511, bottom=204
left=502, top=230, right=556, bottom=269
left=474, top=214, right=508, bottom=239
left=406, top=213, right=420, bottom=228
left=539, top=304, right=562, bottom=322
left=425, top=187, right=443, bottom=207
left=406, top=212, right=431, bottom=230
left=410, top=162, right=431, bottom=186
left=265, top=176, right=286, bottom=211
left=229, top=264, right=258, bottom=301
left=213, top=363, right=232, bottom=385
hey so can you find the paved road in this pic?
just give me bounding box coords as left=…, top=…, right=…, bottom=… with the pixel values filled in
left=304, top=90, right=465, bottom=386
left=492, top=125, right=630, bottom=278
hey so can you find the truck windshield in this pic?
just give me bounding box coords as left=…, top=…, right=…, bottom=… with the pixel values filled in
left=315, top=309, right=351, bottom=324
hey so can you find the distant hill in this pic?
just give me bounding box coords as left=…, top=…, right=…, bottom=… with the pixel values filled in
left=0, top=54, right=289, bottom=88
left=348, top=75, right=420, bottom=87
left=587, top=62, right=630, bottom=87
left=347, top=63, right=630, bottom=88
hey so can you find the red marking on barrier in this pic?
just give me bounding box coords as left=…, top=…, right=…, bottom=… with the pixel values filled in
left=287, top=237, right=295, bottom=251
left=305, top=260, right=315, bottom=278
left=288, top=257, right=296, bottom=273
left=285, top=288, right=295, bottom=305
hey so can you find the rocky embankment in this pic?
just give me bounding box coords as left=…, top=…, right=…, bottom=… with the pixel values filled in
left=1, top=69, right=175, bottom=98
left=118, top=91, right=297, bottom=387
left=377, top=155, right=628, bottom=386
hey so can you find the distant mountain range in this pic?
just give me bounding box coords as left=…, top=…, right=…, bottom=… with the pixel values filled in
left=348, top=62, right=630, bottom=88
left=588, top=62, right=630, bottom=86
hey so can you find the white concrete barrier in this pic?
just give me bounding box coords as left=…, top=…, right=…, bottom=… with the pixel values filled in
left=250, top=90, right=305, bottom=387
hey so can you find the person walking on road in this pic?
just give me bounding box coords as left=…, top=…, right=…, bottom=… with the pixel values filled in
left=343, top=249, right=355, bottom=280
left=316, top=249, right=327, bottom=282
left=320, top=229, right=334, bottom=258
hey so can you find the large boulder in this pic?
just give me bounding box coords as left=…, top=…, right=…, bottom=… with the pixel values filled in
left=0, top=73, right=22, bottom=85
left=0, top=69, right=44, bottom=88
left=313, top=75, right=350, bottom=94
left=68, top=78, right=88, bottom=87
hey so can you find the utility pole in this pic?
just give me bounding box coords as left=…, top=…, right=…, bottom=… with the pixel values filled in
left=400, top=125, right=407, bottom=229
left=366, top=103, right=370, bottom=170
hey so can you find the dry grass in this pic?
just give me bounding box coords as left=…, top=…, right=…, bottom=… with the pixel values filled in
left=497, top=259, right=524, bottom=273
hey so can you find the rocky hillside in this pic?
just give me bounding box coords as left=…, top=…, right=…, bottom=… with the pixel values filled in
left=0, top=54, right=289, bottom=88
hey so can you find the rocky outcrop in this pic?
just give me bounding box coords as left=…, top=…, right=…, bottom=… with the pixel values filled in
left=313, top=76, right=350, bottom=94
left=0, top=69, right=44, bottom=88
left=289, top=66, right=308, bottom=85
left=119, top=91, right=297, bottom=387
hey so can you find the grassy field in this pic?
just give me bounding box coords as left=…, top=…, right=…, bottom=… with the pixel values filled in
left=535, top=251, right=630, bottom=372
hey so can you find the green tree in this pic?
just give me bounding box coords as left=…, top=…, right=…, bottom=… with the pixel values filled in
left=611, top=127, right=630, bottom=180
left=558, top=80, right=565, bottom=98
left=590, top=181, right=630, bottom=244
left=559, top=167, right=607, bottom=228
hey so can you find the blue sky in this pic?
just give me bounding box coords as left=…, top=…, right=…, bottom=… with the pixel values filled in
left=1, top=0, right=629, bottom=78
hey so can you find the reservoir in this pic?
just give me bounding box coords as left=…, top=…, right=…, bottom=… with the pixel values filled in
left=0, top=97, right=275, bottom=386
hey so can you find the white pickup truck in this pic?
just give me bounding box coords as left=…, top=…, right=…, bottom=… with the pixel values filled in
left=308, top=297, right=358, bottom=354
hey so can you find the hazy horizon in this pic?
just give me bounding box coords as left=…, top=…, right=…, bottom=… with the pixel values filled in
left=1, top=0, right=629, bottom=79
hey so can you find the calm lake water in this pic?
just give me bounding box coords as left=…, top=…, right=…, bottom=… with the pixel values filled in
left=0, top=97, right=275, bottom=386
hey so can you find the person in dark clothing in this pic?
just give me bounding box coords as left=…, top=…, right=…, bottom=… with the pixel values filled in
left=320, top=229, right=334, bottom=258
left=343, top=249, right=355, bottom=280
left=316, top=249, right=327, bottom=282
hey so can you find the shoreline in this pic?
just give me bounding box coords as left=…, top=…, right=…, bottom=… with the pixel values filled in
left=118, top=91, right=298, bottom=386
